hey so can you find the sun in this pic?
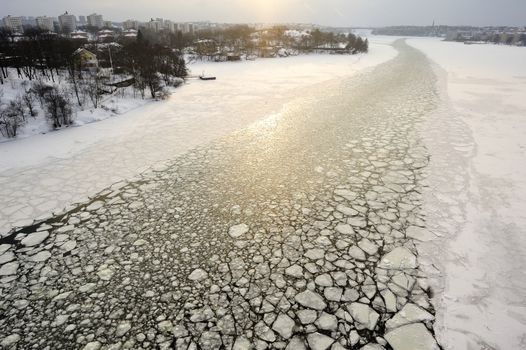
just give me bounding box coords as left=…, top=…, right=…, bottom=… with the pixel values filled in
left=243, top=0, right=285, bottom=21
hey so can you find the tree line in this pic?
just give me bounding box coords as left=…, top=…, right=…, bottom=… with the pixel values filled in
left=190, top=25, right=369, bottom=60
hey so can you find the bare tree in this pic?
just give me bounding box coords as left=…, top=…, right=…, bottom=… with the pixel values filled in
left=82, top=71, right=103, bottom=108
left=22, top=91, right=37, bottom=117
left=0, top=99, right=26, bottom=138
left=44, top=87, right=73, bottom=129
left=10, top=97, right=27, bottom=122
left=31, top=81, right=54, bottom=109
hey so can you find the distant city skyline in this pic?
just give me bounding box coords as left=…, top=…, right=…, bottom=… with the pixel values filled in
left=1, top=0, right=525, bottom=27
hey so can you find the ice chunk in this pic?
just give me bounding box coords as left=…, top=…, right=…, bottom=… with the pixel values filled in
left=385, top=323, right=439, bottom=350
left=347, top=302, right=379, bottom=330
left=307, top=332, right=334, bottom=350
left=21, top=231, right=49, bottom=247
left=378, top=247, right=417, bottom=270
left=272, top=314, right=295, bottom=339
left=295, top=290, right=327, bottom=310
left=188, top=268, right=208, bottom=281
left=385, top=303, right=434, bottom=330
left=228, top=224, right=249, bottom=238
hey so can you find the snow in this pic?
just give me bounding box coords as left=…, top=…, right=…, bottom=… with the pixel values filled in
left=284, top=29, right=311, bottom=39
left=408, top=38, right=526, bottom=350
left=0, top=76, right=150, bottom=143
left=0, top=40, right=397, bottom=235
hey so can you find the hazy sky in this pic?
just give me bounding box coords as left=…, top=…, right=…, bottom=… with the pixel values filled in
left=2, top=0, right=525, bottom=27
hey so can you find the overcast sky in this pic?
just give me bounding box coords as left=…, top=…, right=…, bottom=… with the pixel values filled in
left=2, top=0, right=525, bottom=27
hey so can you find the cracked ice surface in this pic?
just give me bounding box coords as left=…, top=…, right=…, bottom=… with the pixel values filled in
left=0, top=43, right=397, bottom=235
left=0, top=41, right=441, bottom=349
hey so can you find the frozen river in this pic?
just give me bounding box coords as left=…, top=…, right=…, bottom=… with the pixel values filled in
left=0, top=41, right=442, bottom=349
left=2, top=37, right=526, bottom=350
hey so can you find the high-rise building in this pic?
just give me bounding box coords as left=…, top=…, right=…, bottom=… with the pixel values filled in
left=2, top=15, right=24, bottom=33
left=164, top=20, right=176, bottom=32
left=78, top=16, right=86, bottom=26
left=183, top=23, right=195, bottom=34
left=147, top=19, right=162, bottom=32
left=36, top=16, right=55, bottom=32
left=87, top=13, right=104, bottom=28
left=123, top=19, right=139, bottom=30
left=59, top=12, right=77, bottom=33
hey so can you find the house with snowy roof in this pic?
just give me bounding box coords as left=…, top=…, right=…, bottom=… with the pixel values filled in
left=72, top=48, right=98, bottom=71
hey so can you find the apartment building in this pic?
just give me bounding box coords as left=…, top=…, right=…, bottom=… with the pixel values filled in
left=58, top=12, right=77, bottom=33
left=87, top=13, right=104, bottom=28
left=36, top=16, right=55, bottom=32
left=123, top=19, right=139, bottom=30
left=2, top=15, right=24, bottom=33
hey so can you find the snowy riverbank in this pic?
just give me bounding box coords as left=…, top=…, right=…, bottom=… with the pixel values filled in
left=408, top=38, right=526, bottom=350
left=0, top=39, right=397, bottom=234
left=0, top=78, right=152, bottom=143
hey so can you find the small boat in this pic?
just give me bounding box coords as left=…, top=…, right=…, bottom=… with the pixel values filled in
left=199, top=76, right=216, bottom=81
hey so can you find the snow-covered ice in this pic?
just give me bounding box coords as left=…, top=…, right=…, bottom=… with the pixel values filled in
left=408, top=38, right=526, bottom=350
